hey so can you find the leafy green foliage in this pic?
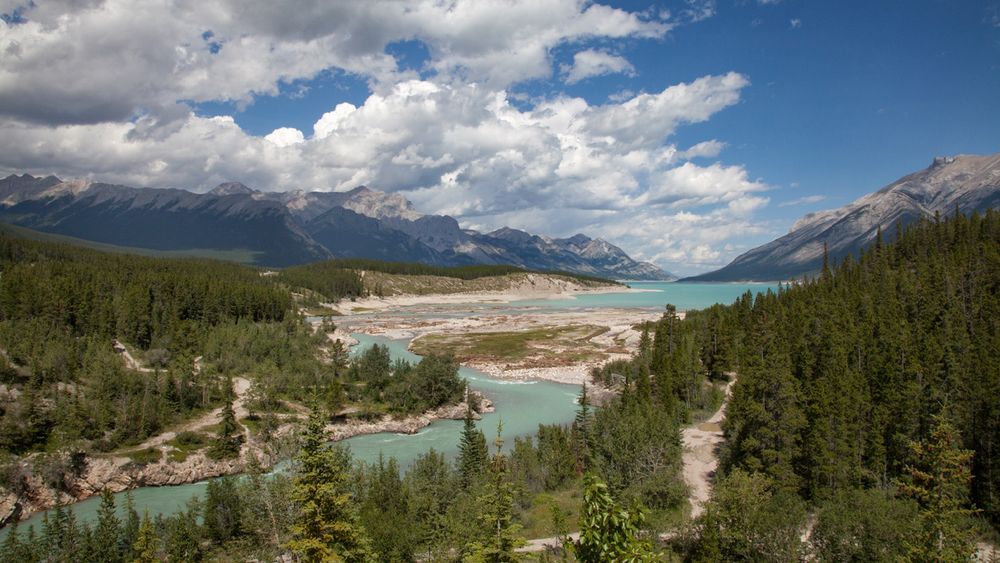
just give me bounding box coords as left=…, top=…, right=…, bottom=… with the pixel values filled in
left=811, top=488, right=919, bottom=562
left=695, top=469, right=807, bottom=562
left=569, top=473, right=659, bottom=562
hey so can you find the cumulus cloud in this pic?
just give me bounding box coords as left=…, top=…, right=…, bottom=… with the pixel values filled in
left=0, top=0, right=670, bottom=126
left=265, top=127, right=305, bottom=147
left=0, top=70, right=762, bottom=272
left=563, top=49, right=636, bottom=84
left=0, top=0, right=772, bottom=273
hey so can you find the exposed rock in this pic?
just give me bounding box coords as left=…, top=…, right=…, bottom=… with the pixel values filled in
left=0, top=174, right=669, bottom=279
left=0, top=395, right=489, bottom=525
left=687, top=152, right=1000, bottom=281
left=325, top=397, right=494, bottom=442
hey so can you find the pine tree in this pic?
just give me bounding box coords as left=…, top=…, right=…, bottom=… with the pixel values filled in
left=167, top=497, right=202, bottom=563
left=457, top=405, right=488, bottom=489
left=635, top=362, right=652, bottom=402
left=3, top=519, right=21, bottom=561
left=122, top=491, right=140, bottom=559
left=638, top=325, right=651, bottom=361
left=130, top=511, right=159, bottom=563
left=287, top=404, right=373, bottom=563
left=209, top=380, right=243, bottom=459
left=899, top=415, right=976, bottom=561
left=61, top=506, right=82, bottom=562
left=464, top=423, right=524, bottom=562
left=94, top=489, right=123, bottom=563
left=573, top=384, right=593, bottom=473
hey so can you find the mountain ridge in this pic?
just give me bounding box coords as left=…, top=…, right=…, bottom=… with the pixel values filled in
left=0, top=174, right=673, bottom=279
left=685, top=152, right=1000, bottom=281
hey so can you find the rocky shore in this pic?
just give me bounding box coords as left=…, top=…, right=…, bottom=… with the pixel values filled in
left=0, top=396, right=492, bottom=526
left=326, top=396, right=494, bottom=441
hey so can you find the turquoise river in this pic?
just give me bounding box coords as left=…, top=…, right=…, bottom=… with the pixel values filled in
left=2, top=281, right=778, bottom=536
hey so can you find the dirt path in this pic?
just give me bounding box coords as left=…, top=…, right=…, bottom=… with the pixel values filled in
left=114, top=340, right=153, bottom=373
left=518, top=378, right=736, bottom=553
left=136, top=376, right=252, bottom=450
left=681, top=378, right=735, bottom=520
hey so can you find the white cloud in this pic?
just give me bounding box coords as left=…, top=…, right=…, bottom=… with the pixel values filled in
left=265, top=127, right=305, bottom=147
left=679, top=140, right=726, bottom=159
left=778, top=194, right=826, bottom=207
left=0, top=0, right=671, bottom=126
left=684, top=0, right=716, bottom=23
left=0, top=1, right=770, bottom=274
left=563, top=49, right=636, bottom=84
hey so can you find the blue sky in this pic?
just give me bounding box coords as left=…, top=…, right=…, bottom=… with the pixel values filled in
left=1, top=0, right=998, bottom=274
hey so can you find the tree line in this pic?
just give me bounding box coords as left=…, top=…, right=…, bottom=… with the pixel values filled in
left=679, top=210, right=1000, bottom=560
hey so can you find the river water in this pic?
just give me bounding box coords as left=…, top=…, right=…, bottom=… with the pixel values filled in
left=3, top=282, right=777, bottom=535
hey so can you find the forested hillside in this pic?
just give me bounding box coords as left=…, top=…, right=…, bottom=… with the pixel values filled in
left=0, top=232, right=491, bottom=518
left=678, top=210, right=1000, bottom=560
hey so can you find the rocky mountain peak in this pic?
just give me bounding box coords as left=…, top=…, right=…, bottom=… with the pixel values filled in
left=210, top=182, right=257, bottom=196
left=687, top=151, right=1000, bottom=281
left=339, top=185, right=422, bottom=222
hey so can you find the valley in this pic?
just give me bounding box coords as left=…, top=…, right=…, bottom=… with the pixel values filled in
left=0, top=236, right=756, bottom=552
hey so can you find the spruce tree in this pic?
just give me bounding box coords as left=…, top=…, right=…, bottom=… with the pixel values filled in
left=899, top=415, right=976, bottom=561
left=2, top=519, right=21, bottom=561
left=464, top=424, right=524, bottom=562
left=94, top=489, right=123, bottom=563
left=122, top=491, right=140, bottom=559
left=287, top=404, right=373, bottom=563
left=457, top=405, right=488, bottom=489
left=210, top=380, right=243, bottom=459
left=635, top=362, right=652, bottom=403
left=573, top=384, right=593, bottom=473
left=130, top=511, right=159, bottom=563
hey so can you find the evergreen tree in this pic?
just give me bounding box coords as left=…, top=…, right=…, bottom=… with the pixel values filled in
left=122, top=491, right=140, bottom=560
left=130, top=511, right=159, bottom=563
left=166, top=497, right=202, bottom=563
left=203, top=477, right=243, bottom=543
left=209, top=380, right=243, bottom=459
left=899, top=415, right=977, bottom=561
left=573, top=384, right=593, bottom=473
left=635, top=362, right=652, bottom=402
left=94, top=489, right=123, bottom=563
left=2, top=519, right=21, bottom=561
left=287, top=404, right=373, bottom=563
left=457, top=405, right=488, bottom=489
left=464, top=424, right=524, bottom=562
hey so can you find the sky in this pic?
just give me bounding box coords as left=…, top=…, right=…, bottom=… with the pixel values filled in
left=0, top=1, right=998, bottom=275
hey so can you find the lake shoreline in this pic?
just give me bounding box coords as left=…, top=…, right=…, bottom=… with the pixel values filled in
left=0, top=394, right=494, bottom=528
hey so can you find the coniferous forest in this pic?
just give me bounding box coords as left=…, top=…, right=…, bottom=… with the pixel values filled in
left=1, top=210, right=999, bottom=561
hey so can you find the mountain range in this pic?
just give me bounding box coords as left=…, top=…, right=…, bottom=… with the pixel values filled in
left=687, top=152, right=1000, bottom=281
left=0, top=175, right=673, bottom=280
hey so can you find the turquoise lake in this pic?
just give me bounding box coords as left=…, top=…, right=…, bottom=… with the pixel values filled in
left=2, top=282, right=777, bottom=536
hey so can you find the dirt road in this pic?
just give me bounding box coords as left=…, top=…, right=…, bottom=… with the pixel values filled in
left=681, top=378, right=735, bottom=519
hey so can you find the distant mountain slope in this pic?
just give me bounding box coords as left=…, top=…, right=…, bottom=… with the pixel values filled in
left=0, top=178, right=329, bottom=267
left=687, top=153, right=1000, bottom=281
left=0, top=174, right=672, bottom=279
